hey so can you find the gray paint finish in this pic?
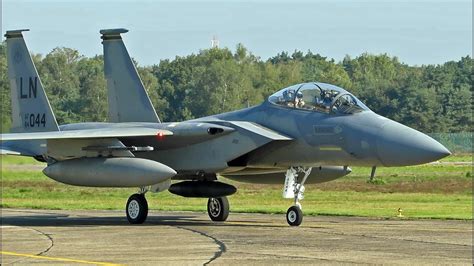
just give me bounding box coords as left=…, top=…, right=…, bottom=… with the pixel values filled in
left=101, top=29, right=160, bottom=123
left=5, top=29, right=59, bottom=133
left=1, top=29, right=451, bottom=188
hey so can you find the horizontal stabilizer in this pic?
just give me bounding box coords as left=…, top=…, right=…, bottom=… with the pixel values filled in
left=1, top=147, right=27, bottom=156
left=0, top=127, right=172, bottom=141
left=0, top=148, right=21, bottom=155
left=0, top=141, right=38, bottom=156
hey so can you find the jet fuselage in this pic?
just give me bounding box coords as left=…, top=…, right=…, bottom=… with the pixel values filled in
left=52, top=98, right=449, bottom=177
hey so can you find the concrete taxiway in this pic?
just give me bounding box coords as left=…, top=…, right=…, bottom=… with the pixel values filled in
left=1, top=208, right=472, bottom=265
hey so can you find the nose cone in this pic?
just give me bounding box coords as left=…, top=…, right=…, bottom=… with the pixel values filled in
left=376, top=120, right=451, bottom=166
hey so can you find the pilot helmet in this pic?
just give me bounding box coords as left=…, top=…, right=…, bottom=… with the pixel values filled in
left=283, top=89, right=295, bottom=100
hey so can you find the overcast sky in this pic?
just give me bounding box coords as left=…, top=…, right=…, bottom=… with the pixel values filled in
left=2, top=0, right=472, bottom=66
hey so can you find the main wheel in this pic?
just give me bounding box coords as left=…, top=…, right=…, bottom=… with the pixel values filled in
left=126, top=193, right=148, bottom=224
left=207, top=197, right=229, bottom=222
left=286, top=205, right=303, bottom=226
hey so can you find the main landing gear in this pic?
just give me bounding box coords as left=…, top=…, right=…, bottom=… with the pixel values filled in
left=283, top=167, right=312, bottom=226
left=125, top=188, right=230, bottom=224
left=126, top=188, right=148, bottom=224
left=207, top=196, right=230, bottom=222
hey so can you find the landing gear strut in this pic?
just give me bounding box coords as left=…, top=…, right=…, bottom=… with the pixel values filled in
left=126, top=188, right=148, bottom=224
left=283, top=167, right=312, bottom=226
left=207, top=196, right=229, bottom=222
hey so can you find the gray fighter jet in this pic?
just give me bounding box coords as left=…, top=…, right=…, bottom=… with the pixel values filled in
left=1, top=29, right=451, bottom=226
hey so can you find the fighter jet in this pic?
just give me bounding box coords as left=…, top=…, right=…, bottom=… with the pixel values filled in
left=1, top=29, right=451, bottom=226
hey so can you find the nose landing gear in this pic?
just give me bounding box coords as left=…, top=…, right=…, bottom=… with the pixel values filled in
left=286, top=205, right=303, bottom=226
left=283, top=167, right=312, bottom=226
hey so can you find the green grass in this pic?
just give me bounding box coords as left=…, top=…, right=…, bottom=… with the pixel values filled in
left=439, top=153, right=472, bottom=162
left=1, top=155, right=45, bottom=166
left=350, top=164, right=471, bottom=181
left=1, top=155, right=472, bottom=220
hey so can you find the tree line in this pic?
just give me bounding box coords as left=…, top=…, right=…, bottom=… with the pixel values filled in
left=0, top=42, right=472, bottom=133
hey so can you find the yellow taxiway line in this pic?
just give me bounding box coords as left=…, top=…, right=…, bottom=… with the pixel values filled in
left=0, top=251, right=122, bottom=265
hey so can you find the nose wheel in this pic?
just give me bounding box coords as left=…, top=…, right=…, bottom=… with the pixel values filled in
left=207, top=196, right=229, bottom=222
left=283, top=167, right=312, bottom=226
left=126, top=193, right=148, bottom=224
left=286, top=205, right=303, bottom=226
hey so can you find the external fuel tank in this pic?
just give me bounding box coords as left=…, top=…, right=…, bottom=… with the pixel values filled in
left=43, top=157, right=176, bottom=187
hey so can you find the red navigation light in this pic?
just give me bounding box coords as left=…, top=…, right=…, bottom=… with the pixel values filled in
left=156, top=131, right=165, bottom=140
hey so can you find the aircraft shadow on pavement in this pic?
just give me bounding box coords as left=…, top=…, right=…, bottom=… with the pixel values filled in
left=1, top=214, right=196, bottom=227
left=1, top=213, right=287, bottom=228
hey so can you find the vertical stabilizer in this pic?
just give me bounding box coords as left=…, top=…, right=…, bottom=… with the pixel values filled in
left=100, top=28, right=161, bottom=123
left=5, top=29, right=59, bottom=133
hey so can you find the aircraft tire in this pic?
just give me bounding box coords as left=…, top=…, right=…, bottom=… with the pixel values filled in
left=207, top=197, right=229, bottom=222
left=286, top=205, right=303, bottom=226
left=126, top=193, right=148, bottom=224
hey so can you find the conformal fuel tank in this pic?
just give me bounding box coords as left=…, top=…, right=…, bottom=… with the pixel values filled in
left=223, top=166, right=352, bottom=184
left=43, top=157, right=177, bottom=187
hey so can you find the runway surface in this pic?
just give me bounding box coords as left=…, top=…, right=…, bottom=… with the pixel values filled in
left=1, top=208, right=472, bottom=265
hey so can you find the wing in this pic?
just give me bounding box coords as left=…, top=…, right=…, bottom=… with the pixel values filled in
left=1, top=127, right=172, bottom=141
left=0, top=127, right=172, bottom=159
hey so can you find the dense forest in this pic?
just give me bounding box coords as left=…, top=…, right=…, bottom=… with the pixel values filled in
left=0, top=42, right=472, bottom=133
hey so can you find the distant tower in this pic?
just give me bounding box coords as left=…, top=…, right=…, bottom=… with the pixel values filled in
left=211, top=35, right=219, bottom=48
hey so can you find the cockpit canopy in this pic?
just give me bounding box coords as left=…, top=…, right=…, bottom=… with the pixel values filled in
left=268, top=82, right=369, bottom=115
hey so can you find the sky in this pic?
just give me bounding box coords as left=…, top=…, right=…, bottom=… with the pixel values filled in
left=2, top=0, right=472, bottom=66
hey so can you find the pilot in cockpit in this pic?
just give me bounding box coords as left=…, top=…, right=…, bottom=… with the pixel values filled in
left=322, top=91, right=332, bottom=105
left=282, top=90, right=295, bottom=107
left=318, top=91, right=329, bottom=110
left=269, top=82, right=367, bottom=114
left=295, top=91, right=305, bottom=108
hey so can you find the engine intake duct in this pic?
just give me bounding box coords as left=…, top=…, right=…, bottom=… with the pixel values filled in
left=168, top=181, right=236, bottom=198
